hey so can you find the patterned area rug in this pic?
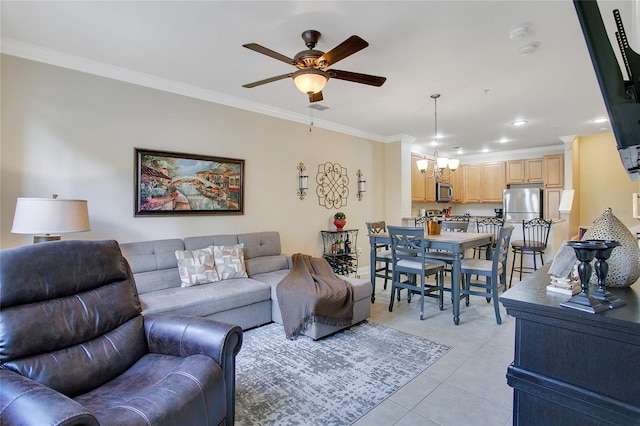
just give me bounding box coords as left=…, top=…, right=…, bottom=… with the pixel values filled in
left=235, top=321, right=451, bottom=425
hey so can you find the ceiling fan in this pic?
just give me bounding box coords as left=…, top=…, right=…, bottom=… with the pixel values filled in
left=242, top=30, right=386, bottom=102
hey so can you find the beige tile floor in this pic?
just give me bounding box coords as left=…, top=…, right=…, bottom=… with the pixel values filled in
left=353, top=274, right=520, bottom=426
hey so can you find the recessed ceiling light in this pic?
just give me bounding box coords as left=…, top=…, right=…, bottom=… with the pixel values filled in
left=592, top=117, right=609, bottom=124
left=430, top=140, right=438, bottom=147
left=482, top=148, right=490, bottom=153
left=499, top=138, right=509, bottom=143
left=518, top=42, right=540, bottom=56
left=511, top=120, right=528, bottom=126
left=510, top=25, right=531, bottom=40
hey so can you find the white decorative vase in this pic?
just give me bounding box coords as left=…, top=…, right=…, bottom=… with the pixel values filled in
left=582, top=208, right=640, bottom=287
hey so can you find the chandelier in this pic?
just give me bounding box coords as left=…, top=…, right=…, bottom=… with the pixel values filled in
left=416, top=94, right=459, bottom=180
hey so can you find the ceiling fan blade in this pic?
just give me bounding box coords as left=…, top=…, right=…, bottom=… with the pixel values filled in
left=243, top=43, right=294, bottom=65
left=327, top=69, right=386, bottom=86
left=320, top=36, right=369, bottom=66
left=309, top=91, right=324, bottom=103
left=242, top=73, right=292, bottom=88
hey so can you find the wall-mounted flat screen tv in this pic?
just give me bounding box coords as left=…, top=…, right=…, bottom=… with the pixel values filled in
left=574, top=0, right=640, bottom=180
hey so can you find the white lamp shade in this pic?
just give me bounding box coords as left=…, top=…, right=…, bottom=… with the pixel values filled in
left=416, top=159, right=430, bottom=172
left=11, top=198, right=90, bottom=234
left=448, top=159, right=460, bottom=171
left=436, top=157, right=450, bottom=169
left=293, top=70, right=328, bottom=94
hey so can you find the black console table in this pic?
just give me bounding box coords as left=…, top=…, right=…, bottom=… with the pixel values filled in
left=499, top=264, right=640, bottom=425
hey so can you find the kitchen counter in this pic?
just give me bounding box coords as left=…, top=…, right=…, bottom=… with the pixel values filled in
left=402, top=216, right=564, bottom=225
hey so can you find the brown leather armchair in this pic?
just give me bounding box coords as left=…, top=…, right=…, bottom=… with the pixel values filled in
left=0, top=240, right=243, bottom=426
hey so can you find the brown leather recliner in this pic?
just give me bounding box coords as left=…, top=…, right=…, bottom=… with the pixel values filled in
left=0, top=239, right=243, bottom=426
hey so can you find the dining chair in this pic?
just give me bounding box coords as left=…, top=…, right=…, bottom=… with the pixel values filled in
left=509, top=218, right=552, bottom=287
left=474, top=217, right=505, bottom=260
left=460, top=225, right=514, bottom=324
left=424, top=220, right=468, bottom=269
left=387, top=226, right=446, bottom=320
left=440, top=221, right=469, bottom=232
left=365, top=221, right=392, bottom=290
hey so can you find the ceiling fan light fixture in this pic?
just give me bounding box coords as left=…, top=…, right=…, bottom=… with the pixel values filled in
left=293, top=69, right=328, bottom=94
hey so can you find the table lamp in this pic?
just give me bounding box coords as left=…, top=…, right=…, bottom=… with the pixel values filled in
left=11, top=195, right=90, bottom=243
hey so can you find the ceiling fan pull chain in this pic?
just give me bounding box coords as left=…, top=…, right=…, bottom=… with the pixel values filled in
left=309, top=106, right=314, bottom=132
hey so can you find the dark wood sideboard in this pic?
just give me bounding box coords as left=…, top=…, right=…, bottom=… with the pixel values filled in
left=500, top=264, right=640, bottom=426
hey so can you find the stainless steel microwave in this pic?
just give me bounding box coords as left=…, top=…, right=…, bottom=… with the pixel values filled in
left=436, top=182, right=453, bottom=202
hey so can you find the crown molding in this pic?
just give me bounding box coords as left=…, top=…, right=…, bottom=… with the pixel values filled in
left=459, top=144, right=565, bottom=164
left=1, top=37, right=386, bottom=143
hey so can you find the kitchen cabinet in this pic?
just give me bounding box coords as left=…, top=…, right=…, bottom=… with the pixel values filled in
left=506, top=160, right=525, bottom=183
left=425, top=174, right=436, bottom=202
left=463, top=164, right=481, bottom=203
left=544, top=188, right=562, bottom=220
left=449, top=165, right=465, bottom=203
left=527, top=158, right=544, bottom=182
left=544, top=154, right=564, bottom=188
left=463, top=162, right=505, bottom=203
left=411, top=154, right=436, bottom=202
left=411, top=154, right=427, bottom=202
left=480, top=161, right=506, bottom=203
left=506, top=158, right=543, bottom=184
left=412, top=154, right=560, bottom=206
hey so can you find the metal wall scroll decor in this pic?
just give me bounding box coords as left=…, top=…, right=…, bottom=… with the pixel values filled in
left=297, top=162, right=308, bottom=200
left=316, top=162, right=349, bottom=209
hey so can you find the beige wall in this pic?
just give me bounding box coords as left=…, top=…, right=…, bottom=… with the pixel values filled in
left=3, top=55, right=639, bottom=263
left=0, top=56, right=386, bottom=270
left=578, top=133, right=640, bottom=229
left=568, top=138, right=581, bottom=238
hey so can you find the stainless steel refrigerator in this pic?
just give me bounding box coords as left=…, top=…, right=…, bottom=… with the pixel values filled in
left=503, top=188, right=542, bottom=221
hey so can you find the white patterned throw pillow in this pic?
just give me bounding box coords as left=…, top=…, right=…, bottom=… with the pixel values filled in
left=175, top=248, right=219, bottom=287
left=212, top=243, right=248, bottom=280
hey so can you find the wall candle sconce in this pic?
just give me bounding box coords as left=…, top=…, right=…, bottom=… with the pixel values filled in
left=297, top=162, right=308, bottom=200
left=356, top=169, right=366, bottom=201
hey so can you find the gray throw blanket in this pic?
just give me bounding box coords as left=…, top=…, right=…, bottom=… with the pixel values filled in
left=277, top=253, right=354, bottom=339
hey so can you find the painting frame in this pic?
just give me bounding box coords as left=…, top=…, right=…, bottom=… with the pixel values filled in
left=134, top=148, right=244, bottom=216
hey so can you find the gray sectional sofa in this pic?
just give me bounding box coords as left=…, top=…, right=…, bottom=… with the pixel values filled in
left=119, top=231, right=372, bottom=340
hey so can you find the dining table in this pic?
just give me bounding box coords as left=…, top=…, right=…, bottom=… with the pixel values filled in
left=368, top=230, right=493, bottom=325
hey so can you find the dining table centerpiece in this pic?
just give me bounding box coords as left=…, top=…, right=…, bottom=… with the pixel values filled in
left=333, top=212, right=346, bottom=230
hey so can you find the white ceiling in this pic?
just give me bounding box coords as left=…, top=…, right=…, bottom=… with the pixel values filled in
left=1, top=1, right=637, bottom=158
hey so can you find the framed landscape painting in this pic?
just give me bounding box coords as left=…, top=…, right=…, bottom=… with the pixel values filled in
left=135, top=148, right=244, bottom=216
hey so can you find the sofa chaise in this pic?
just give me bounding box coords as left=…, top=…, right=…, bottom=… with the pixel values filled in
left=119, top=231, right=372, bottom=340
